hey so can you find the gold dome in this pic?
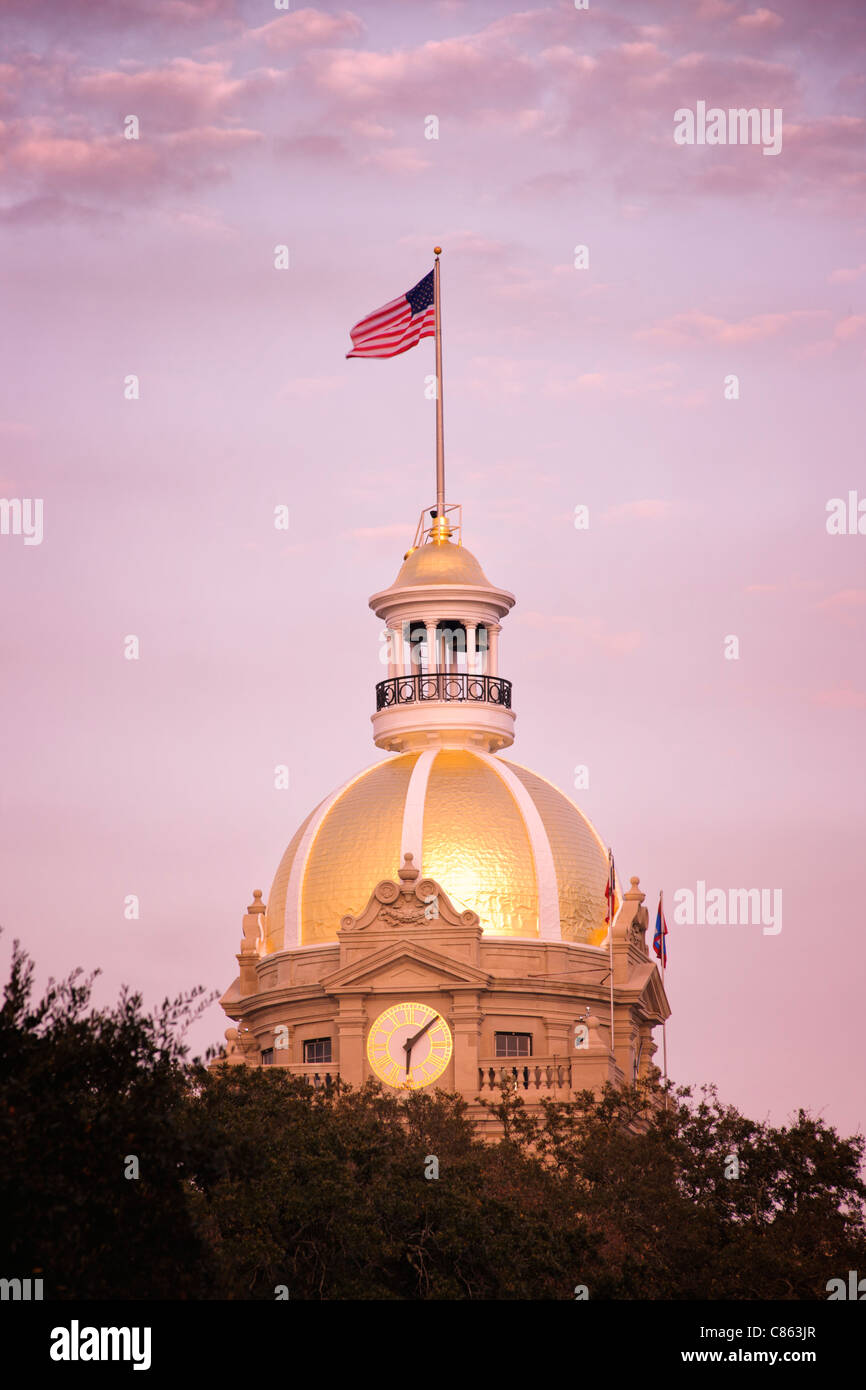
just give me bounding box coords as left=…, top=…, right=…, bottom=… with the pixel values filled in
left=264, top=749, right=612, bottom=953
left=393, top=540, right=490, bottom=588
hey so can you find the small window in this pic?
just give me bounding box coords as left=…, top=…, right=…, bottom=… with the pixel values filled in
left=494, top=1032, right=532, bottom=1058
left=304, top=1038, right=332, bottom=1064
left=260, top=1048, right=275, bottom=1066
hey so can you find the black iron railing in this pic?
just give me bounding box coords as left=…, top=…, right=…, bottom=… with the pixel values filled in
left=375, top=672, right=512, bottom=712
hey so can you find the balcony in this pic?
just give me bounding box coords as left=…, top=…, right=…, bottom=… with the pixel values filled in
left=376, top=671, right=512, bottom=712
left=272, top=1061, right=340, bottom=1089
left=477, top=1058, right=573, bottom=1093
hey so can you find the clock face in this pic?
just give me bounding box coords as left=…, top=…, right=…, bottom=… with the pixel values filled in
left=366, top=1002, right=453, bottom=1091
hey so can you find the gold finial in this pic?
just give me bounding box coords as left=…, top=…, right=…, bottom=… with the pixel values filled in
left=247, top=889, right=266, bottom=914
left=433, top=246, right=442, bottom=255
left=430, top=513, right=452, bottom=543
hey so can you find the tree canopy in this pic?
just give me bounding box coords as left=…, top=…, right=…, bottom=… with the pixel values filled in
left=2, top=939, right=863, bottom=1300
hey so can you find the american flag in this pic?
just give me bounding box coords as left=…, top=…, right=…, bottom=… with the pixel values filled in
left=346, top=270, right=435, bottom=359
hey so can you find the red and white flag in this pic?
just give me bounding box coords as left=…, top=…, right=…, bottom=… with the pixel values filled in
left=346, top=270, right=435, bottom=359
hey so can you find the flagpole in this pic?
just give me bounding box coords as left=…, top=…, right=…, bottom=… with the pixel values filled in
left=433, top=247, right=445, bottom=520
left=660, top=888, right=668, bottom=1083
left=608, top=849, right=615, bottom=1063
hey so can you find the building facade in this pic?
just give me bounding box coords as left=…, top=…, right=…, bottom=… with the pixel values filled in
left=218, top=504, right=669, bottom=1124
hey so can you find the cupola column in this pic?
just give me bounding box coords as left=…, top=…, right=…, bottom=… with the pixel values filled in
left=424, top=620, right=438, bottom=674
left=488, top=624, right=500, bottom=676
left=466, top=622, right=477, bottom=673
left=388, top=624, right=404, bottom=678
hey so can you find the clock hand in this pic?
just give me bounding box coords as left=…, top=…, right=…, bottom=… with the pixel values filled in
left=403, top=1013, right=440, bottom=1076
left=406, top=1013, right=439, bottom=1049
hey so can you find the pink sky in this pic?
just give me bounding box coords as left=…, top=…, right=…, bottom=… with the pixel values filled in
left=1, top=0, right=864, bottom=1137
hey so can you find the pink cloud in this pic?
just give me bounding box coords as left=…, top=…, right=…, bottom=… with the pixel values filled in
left=638, top=309, right=825, bottom=346
left=301, top=36, right=538, bottom=115
left=0, top=118, right=262, bottom=213
left=398, top=231, right=508, bottom=259
left=782, top=116, right=866, bottom=188
left=247, top=10, right=364, bottom=52
left=829, top=264, right=866, bottom=284
left=274, top=132, right=348, bottom=161
left=697, top=0, right=737, bottom=18
left=835, top=316, right=866, bottom=341
left=71, top=60, right=267, bottom=128
left=0, top=0, right=239, bottom=23
left=544, top=366, right=683, bottom=399
left=812, top=589, right=866, bottom=611
left=363, top=146, right=430, bottom=174
left=813, top=684, right=866, bottom=709
left=0, top=193, right=113, bottom=225
left=735, top=9, right=784, bottom=33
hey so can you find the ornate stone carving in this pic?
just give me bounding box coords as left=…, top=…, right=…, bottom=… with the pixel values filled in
left=340, top=852, right=480, bottom=934
left=628, top=902, right=649, bottom=946
left=240, top=888, right=266, bottom=954
left=223, top=1025, right=258, bottom=1062
left=620, top=876, right=650, bottom=954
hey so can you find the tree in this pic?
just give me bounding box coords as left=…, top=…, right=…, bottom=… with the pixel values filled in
left=2, top=938, right=864, bottom=1300
left=0, top=938, right=216, bottom=1298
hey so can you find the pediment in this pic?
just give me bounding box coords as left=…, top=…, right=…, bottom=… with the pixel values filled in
left=339, top=855, right=481, bottom=935
left=627, top=960, right=671, bottom=1022
left=323, top=938, right=491, bottom=993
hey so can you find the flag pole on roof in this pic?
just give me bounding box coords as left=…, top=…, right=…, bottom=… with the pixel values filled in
left=433, top=246, right=446, bottom=527
left=605, top=848, right=617, bottom=1057
left=346, top=250, right=448, bottom=538
left=653, top=890, right=669, bottom=1085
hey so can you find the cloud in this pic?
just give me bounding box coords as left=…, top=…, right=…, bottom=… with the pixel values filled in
left=247, top=10, right=364, bottom=52
left=363, top=145, right=430, bottom=174
left=398, top=230, right=508, bottom=258
left=0, top=194, right=112, bottom=225
left=813, top=683, right=866, bottom=710
left=0, top=118, right=262, bottom=214
left=829, top=264, right=866, bottom=285
left=811, top=589, right=866, bottom=612
left=542, top=365, right=693, bottom=403
left=299, top=34, right=538, bottom=116
left=735, top=9, right=784, bottom=32
left=0, top=0, right=240, bottom=25
left=835, top=315, right=866, bottom=341
left=637, top=309, right=824, bottom=346
left=274, top=132, right=348, bottom=161
left=71, top=59, right=272, bottom=129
